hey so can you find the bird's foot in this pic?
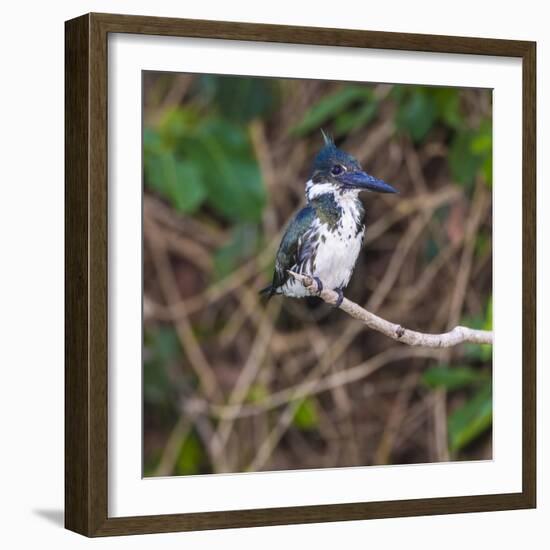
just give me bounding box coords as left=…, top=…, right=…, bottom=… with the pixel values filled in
left=332, top=288, right=344, bottom=308
left=312, top=277, right=324, bottom=295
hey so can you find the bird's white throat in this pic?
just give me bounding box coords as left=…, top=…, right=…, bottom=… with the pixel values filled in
left=305, top=179, right=361, bottom=202
left=305, top=179, right=363, bottom=228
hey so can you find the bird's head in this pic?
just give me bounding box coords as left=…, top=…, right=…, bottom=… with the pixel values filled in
left=306, top=131, right=398, bottom=201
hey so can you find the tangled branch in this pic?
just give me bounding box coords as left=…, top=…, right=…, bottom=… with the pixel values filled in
left=287, top=271, right=493, bottom=347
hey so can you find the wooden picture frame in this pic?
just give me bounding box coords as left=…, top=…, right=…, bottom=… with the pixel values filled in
left=65, top=12, right=536, bottom=537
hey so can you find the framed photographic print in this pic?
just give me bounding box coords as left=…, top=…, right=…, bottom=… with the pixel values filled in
left=65, top=13, right=536, bottom=536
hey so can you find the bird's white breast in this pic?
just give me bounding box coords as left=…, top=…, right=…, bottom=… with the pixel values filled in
left=313, top=203, right=363, bottom=290
left=281, top=192, right=364, bottom=298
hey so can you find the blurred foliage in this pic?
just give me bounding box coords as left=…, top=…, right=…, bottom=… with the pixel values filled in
left=143, top=326, right=182, bottom=475
left=422, top=296, right=493, bottom=453
left=393, top=86, right=492, bottom=189
left=293, top=398, right=320, bottom=431
left=143, top=72, right=493, bottom=475
left=145, top=79, right=492, bottom=221
left=198, top=75, right=280, bottom=123
left=246, top=383, right=269, bottom=404
left=175, top=433, right=205, bottom=476
left=422, top=366, right=492, bottom=453
left=448, top=384, right=492, bottom=453
left=422, top=365, right=490, bottom=391
left=291, top=83, right=492, bottom=189
left=144, top=117, right=265, bottom=223
left=144, top=326, right=181, bottom=407
left=291, top=86, right=377, bottom=136
left=213, top=223, right=262, bottom=280
left=463, top=297, right=493, bottom=363
left=144, top=77, right=276, bottom=224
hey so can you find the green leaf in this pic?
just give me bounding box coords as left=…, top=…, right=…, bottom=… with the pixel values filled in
left=463, top=342, right=492, bottom=363
left=448, top=384, right=492, bottom=453
left=143, top=127, right=162, bottom=154
left=470, top=120, right=492, bottom=154
left=474, top=232, right=491, bottom=259
left=472, top=120, right=493, bottom=187
left=144, top=151, right=206, bottom=214
left=432, top=88, right=462, bottom=129
left=191, top=121, right=266, bottom=222
left=157, top=107, right=198, bottom=145
left=334, top=101, right=378, bottom=135
left=481, top=155, right=493, bottom=188
left=449, top=131, right=482, bottom=188
left=175, top=432, right=204, bottom=475
left=291, top=86, right=373, bottom=135
left=293, top=398, right=319, bottom=430
left=169, top=162, right=206, bottom=213
left=449, top=118, right=492, bottom=188
left=146, top=108, right=266, bottom=222
left=422, top=365, right=488, bottom=391
left=207, top=76, right=280, bottom=123
left=395, top=88, right=437, bottom=143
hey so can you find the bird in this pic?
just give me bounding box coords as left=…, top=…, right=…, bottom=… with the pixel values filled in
left=261, top=131, right=398, bottom=307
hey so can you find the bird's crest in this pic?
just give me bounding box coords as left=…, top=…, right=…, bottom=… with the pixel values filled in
left=320, top=128, right=335, bottom=148
left=311, top=129, right=353, bottom=178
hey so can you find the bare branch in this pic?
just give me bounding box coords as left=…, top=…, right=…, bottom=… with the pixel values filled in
left=287, top=271, right=493, bottom=347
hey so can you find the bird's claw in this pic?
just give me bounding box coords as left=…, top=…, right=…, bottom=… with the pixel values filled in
left=333, top=288, right=344, bottom=308
left=307, top=277, right=343, bottom=307
left=312, top=277, right=323, bottom=295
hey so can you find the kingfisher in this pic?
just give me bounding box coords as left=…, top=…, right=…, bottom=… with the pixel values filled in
left=261, top=132, right=398, bottom=307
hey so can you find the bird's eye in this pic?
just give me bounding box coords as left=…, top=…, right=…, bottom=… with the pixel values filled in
left=331, top=164, right=344, bottom=175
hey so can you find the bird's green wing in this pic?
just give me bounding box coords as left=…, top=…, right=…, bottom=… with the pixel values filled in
left=271, top=205, right=316, bottom=291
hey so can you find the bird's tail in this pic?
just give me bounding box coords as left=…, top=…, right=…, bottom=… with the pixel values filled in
left=259, top=285, right=274, bottom=298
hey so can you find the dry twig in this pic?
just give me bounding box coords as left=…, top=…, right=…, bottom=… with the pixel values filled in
left=286, top=271, right=493, bottom=347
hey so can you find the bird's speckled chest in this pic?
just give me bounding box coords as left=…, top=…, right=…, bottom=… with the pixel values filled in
left=281, top=192, right=365, bottom=297
left=313, top=194, right=364, bottom=289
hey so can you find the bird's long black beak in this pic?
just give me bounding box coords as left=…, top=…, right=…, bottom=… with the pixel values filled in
left=341, top=171, right=398, bottom=194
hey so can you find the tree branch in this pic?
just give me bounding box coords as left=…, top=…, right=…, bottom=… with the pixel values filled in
left=287, top=271, right=493, bottom=347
